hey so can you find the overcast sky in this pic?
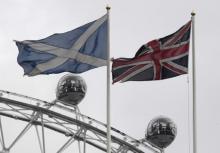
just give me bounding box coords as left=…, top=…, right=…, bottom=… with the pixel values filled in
left=0, top=0, right=220, bottom=153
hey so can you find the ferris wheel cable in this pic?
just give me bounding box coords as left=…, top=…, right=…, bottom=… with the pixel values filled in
left=0, top=97, right=150, bottom=153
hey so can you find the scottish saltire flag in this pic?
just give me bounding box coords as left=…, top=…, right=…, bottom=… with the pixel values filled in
left=16, top=14, right=108, bottom=76
left=112, top=21, right=191, bottom=83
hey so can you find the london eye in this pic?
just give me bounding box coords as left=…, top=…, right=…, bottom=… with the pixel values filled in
left=0, top=75, right=175, bottom=153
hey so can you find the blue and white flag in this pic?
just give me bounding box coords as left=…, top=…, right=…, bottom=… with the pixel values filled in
left=16, top=14, right=108, bottom=76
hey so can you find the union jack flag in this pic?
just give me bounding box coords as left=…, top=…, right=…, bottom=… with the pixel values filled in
left=112, top=21, right=191, bottom=83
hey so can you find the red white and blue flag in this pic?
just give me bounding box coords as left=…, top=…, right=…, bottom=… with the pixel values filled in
left=112, top=21, right=191, bottom=83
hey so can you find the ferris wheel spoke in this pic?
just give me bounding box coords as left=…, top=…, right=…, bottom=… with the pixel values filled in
left=75, top=107, right=82, bottom=153
left=35, top=114, right=48, bottom=153
left=35, top=125, right=44, bottom=153
left=77, top=129, right=88, bottom=153
left=8, top=121, right=32, bottom=150
left=0, top=137, right=2, bottom=149
left=83, top=129, right=87, bottom=153
left=41, top=114, right=46, bottom=153
left=0, top=117, right=6, bottom=150
left=77, top=140, right=82, bottom=153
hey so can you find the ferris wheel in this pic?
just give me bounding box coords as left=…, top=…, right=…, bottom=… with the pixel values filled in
left=0, top=75, right=176, bottom=153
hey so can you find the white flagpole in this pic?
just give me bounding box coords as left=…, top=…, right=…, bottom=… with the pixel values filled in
left=191, top=11, right=197, bottom=153
left=106, top=5, right=111, bottom=153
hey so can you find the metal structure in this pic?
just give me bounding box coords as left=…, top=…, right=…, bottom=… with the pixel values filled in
left=0, top=90, right=162, bottom=153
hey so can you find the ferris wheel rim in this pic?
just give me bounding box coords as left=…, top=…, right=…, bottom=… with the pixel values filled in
left=0, top=96, right=150, bottom=153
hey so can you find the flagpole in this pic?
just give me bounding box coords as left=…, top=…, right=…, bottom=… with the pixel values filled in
left=106, top=5, right=111, bottom=153
left=191, top=11, right=197, bottom=153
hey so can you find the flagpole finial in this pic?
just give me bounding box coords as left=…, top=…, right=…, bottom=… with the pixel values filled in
left=191, top=11, right=196, bottom=16
left=106, top=5, right=111, bottom=10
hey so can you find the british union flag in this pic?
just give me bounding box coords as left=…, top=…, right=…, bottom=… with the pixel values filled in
left=112, top=21, right=191, bottom=83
